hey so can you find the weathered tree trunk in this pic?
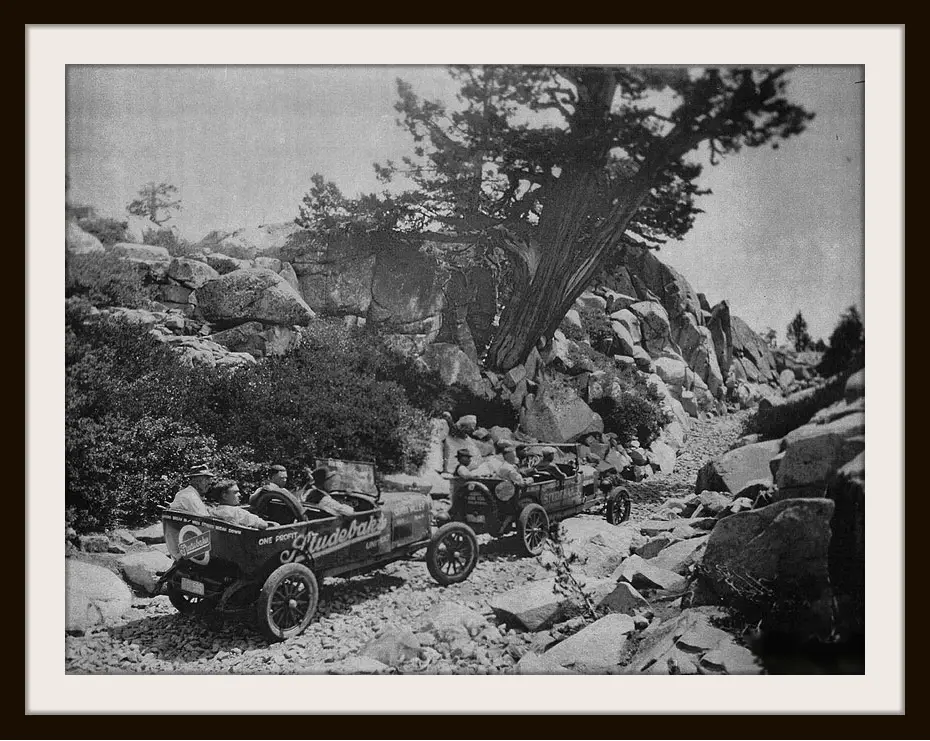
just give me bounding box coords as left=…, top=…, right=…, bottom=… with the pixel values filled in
left=486, top=163, right=661, bottom=372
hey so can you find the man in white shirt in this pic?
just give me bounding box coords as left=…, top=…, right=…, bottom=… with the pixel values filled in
left=169, top=463, right=215, bottom=516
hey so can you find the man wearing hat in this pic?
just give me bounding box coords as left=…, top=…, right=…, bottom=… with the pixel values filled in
left=169, top=463, right=215, bottom=515
left=533, top=446, right=567, bottom=482
left=453, top=449, right=477, bottom=479
left=495, top=442, right=527, bottom=486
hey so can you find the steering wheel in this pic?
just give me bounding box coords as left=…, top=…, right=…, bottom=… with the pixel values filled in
left=251, top=490, right=307, bottom=523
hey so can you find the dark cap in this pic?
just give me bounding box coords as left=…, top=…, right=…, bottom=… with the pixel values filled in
left=456, top=449, right=473, bottom=459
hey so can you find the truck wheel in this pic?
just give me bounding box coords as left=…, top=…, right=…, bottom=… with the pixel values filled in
left=426, top=522, right=479, bottom=586
left=606, top=487, right=632, bottom=525
left=517, top=503, right=549, bottom=556
left=167, top=587, right=204, bottom=615
left=256, top=562, right=319, bottom=642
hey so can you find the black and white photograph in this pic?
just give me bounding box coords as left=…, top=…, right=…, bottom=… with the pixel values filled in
left=28, top=25, right=903, bottom=714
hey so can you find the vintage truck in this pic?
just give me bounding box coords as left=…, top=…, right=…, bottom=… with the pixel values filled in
left=158, top=458, right=479, bottom=641
left=447, top=443, right=631, bottom=556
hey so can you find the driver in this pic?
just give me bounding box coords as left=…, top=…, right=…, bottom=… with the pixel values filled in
left=301, top=466, right=354, bottom=517
left=530, top=447, right=568, bottom=482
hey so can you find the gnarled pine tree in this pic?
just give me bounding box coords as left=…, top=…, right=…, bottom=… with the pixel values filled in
left=298, top=66, right=813, bottom=371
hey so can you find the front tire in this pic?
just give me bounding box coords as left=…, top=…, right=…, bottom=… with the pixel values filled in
left=517, top=503, right=549, bottom=556
left=427, top=522, right=479, bottom=586
left=256, top=562, right=319, bottom=642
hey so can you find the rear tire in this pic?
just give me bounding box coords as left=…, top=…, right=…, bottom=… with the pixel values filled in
left=427, top=522, right=479, bottom=586
left=256, top=562, right=319, bottom=642
left=606, top=487, right=632, bottom=525
left=517, top=503, right=549, bottom=556
left=167, top=586, right=204, bottom=615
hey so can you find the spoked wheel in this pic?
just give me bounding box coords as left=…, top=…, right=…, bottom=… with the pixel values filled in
left=167, top=586, right=205, bottom=615
left=427, top=522, right=479, bottom=586
left=256, top=563, right=319, bottom=642
left=606, top=487, right=632, bottom=525
left=517, top=503, right=549, bottom=556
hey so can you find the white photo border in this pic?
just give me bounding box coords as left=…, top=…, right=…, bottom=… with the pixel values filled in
left=27, top=24, right=903, bottom=714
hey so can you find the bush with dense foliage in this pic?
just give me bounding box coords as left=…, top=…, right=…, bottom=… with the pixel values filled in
left=76, top=215, right=130, bottom=247
left=65, top=304, right=510, bottom=532
left=142, top=227, right=199, bottom=257
left=65, top=253, right=154, bottom=309
left=818, top=305, right=864, bottom=378
left=578, top=305, right=614, bottom=355
left=742, top=373, right=848, bottom=441
left=590, top=374, right=672, bottom=447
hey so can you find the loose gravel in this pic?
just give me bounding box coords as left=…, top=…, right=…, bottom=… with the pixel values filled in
left=65, top=411, right=752, bottom=675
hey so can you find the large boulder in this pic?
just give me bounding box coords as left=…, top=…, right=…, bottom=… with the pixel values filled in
left=654, top=356, right=689, bottom=390
left=707, top=300, right=734, bottom=377
left=292, top=238, right=376, bottom=316
left=117, top=550, right=173, bottom=594
left=695, top=439, right=781, bottom=495
left=628, top=301, right=676, bottom=357
left=201, top=252, right=252, bottom=275
left=845, top=368, right=865, bottom=401
left=611, top=309, right=642, bottom=345
left=776, top=412, right=865, bottom=498
left=420, top=343, right=484, bottom=395
left=650, top=534, right=709, bottom=575
left=826, top=452, right=864, bottom=638
left=628, top=607, right=763, bottom=675
left=490, top=577, right=636, bottom=632
left=542, top=613, right=637, bottom=672
left=120, top=213, right=163, bottom=244
left=520, top=385, right=603, bottom=443
left=195, top=268, right=316, bottom=327
left=622, top=243, right=704, bottom=322
left=730, top=315, right=778, bottom=382
left=209, top=321, right=299, bottom=357
left=107, top=242, right=171, bottom=262
left=167, top=257, right=220, bottom=289
left=614, top=554, right=689, bottom=592
left=694, top=498, right=836, bottom=639
left=66, top=560, right=132, bottom=633
left=367, top=242, right=444, bottom=329
left=198, top=222, right=302, bottom=259
left=66, top=221, right=104, bottom=254
left=673, top=313, right=724, bottom=397
left=553, top=518, right=636, bottom=578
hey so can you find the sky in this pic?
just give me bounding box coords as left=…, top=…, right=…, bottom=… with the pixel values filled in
left=66, top=64, right=864, bottom=343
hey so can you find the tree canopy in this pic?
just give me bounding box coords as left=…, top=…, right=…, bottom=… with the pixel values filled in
left=786, top=310, right=813, bottom=352
left=127, top=182, right=182, bottom=226
left=298, top=66, right=814, bottom=370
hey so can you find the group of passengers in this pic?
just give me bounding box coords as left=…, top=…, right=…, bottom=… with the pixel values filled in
left=452, top=442, right=569, bottom=484
left=168, top=460, right=353, bottom=527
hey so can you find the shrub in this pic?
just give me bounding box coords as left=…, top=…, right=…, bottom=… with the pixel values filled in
left=65, top=252, right=153, bottom=309
left=65, top=414, right=254, bottom=532
left=76, top=215, right=129, bottom=247
left=818, top=306, right=864, bottom=378
left=742, top=374, right=848, bottom=440
left=142, top=227, right=198, bottom=257
left=590, top=377, right=672, bottom=447
left=578, top=305, right=613, bottom=354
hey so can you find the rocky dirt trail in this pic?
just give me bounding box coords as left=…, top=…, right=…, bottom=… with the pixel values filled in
left=65, top=412, right=751, bottom=675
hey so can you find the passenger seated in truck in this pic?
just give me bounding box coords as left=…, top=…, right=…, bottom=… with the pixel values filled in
left=299, top=466, right=355, bottom=517
left=205, top=480, right=274, bottom=529
left=529, top=447, right=567, bottom=483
